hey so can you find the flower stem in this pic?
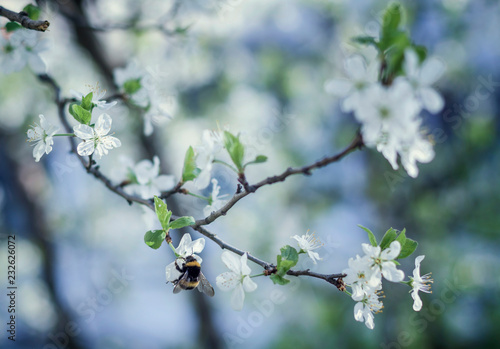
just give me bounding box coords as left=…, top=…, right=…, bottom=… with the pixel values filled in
left=213, top=159, right=238, bottom=173
left=343, top=289, right=352, bottom=297
left=53, top=133, right=75, bottom=137
left=168, top=241, right=180, bottom=258
left=250, top=273, right=265, bottom=278
left=186, top=192, right=210, bottom=202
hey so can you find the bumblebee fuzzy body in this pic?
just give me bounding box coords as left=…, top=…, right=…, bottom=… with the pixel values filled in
left=172, top=255, right=215, bottom=297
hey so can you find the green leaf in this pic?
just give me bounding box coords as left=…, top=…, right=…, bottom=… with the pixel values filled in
left=69, top=103, right=92, bottom=125
left=123, top=78, right=142, bottom=95
left=382, top=3, right=402, bottom=40
left=5, top=22, right=22, bottom=32
left=275, top=245, right=299, bottom=276
left=154, top=196, right=171, bottom=231
left=23, top=4, right=40, bottom=20
left=379, top=228, right=398, bottom=250
left=223, top=131, right=245, bottom=172
left=395, top=228, right=407, bottom=247
left=144, top=229, right=166, bottom=249
left=270, top=274, right=290, bottom=285
left=398, top=238, right=418, bottom=259
left=81, top=92, right=93, bottom=111
left=352, top=35, right=378, bottom=48
left=182, top=146, right=200, bottom=182
left=413, top=45, right=427, bottom=62
left=358, top=225, right=377, bottom=247
left=244, top=155, right=268, bottom=168
left=169, top=216, right=195, bottom=230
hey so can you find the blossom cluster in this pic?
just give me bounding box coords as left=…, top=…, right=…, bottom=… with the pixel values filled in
left=343, top=240, right=432, bottom=329
left=113, top=61, right=177, bottom=136
left=0, top=27, right=47, bottom=74
left=26, top=83, right=122, bottom=162
left=326, top=49, right=445, bottom=178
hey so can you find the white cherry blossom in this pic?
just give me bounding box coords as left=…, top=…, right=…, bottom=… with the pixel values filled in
left=343, top=255, right=382, bottom=300
left=353, top=288, right=384, bottom=330
left=291, top=231, right=323, bottom=264
left=125, top=156, right=175, bottom=199
left=165, top=234, right=205, bottom=283
left=73, top=113, right=121, bottom=159
left=203, top=179, right=228, bottom=217
left=362, top=241, right=405, bottom=282
left=0, top=28, right=47, bottom=74
left=410, top=255, right=433, bottom=311
left=401, top=49, right=446, bottom=113
left=26, top=114, right=59, bottom=162
left=325, top=54, right=379, bottom=113
left=71, top=83, right=117, bottom=110
left=194, top=130, right=224, bottom=189
left=216, top=251, right=257, bottom=311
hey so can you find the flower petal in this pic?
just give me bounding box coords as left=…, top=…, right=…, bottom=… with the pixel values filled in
left=230, top=284, right=245, bottom=311
left=381, top=262, right=405, bottom=282
left=411, top=290, right=423, bottom=311
left=77, top=140, right=95, bottom=157
left=242, top=275, right=257, bottom=293
left=190, top=238, right=205, bottom=254
left=221, top=251, right=242, bottom=274
left=165, top=261, right=181, bottom=282
left=153, top=175, right=175, bottom=192
left=73, top=124, right=94, bottom=140
left=420, top=87, right=444, bottom=114
left=240, top=253, right=251, bottom=276
left=95, top=114, right=112, bottom=136
left=420, top=57, right=446, bottom=86
left=176, top=234, right=192, bottom=256
left=324, top=78, right=353, bottom=97
left=216, top=272, right=240, bottom=291
left=381, top=241, right=401, bottom=260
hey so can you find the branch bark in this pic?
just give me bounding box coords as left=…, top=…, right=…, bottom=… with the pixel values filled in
left=0, top=6, right=50, bottom=31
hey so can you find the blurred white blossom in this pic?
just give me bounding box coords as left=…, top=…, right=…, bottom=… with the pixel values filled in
left=0, top=28, right=47, bottom=74
left=71, top=83, right=117, bottom=110
left=203, top=178, right=228, bottom=217
left=400, top=49, right=445, bottom=113
left=124, top=156, right=175, bottom=199
left=26, top=114, right=59, bottom=162
left=194, top=129, right=224, bottom=189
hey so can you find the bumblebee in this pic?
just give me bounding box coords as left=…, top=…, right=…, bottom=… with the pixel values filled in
left=172, top=255, right=215, bottom=297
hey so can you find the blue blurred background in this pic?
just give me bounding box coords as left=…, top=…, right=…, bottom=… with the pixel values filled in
left=1, top=0, right=499, bottom=348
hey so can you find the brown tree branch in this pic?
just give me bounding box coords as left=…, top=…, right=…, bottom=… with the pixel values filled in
left=37, top=72, right=349, bottom=288
left=0, top=6, right=50, bottom=31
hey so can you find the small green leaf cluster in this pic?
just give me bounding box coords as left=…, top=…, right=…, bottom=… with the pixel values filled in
left=358, top=225, right=418, bottom=259
left=352, top=3, right=427, bottom=83
left=270, top=245, right=299, bottom=285
left=69, top=92, right=94, bottom=125
left=143, top=196, right=195, bottom=249
left=223, top=131, right=267, bottom=174
left=180, top=130, right=267, bottom=185
left=181, top=146, right=200, bottom=183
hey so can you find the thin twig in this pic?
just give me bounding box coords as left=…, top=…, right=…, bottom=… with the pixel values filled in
left=0, top=6, right=50, bottom=31
left=196, top=133, right=364, bottom=227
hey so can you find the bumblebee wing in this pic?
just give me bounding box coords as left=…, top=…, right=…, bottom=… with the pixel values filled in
left=173, top=272, right=188, bottom=294
left=197, top=272, right=215, bottom=297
